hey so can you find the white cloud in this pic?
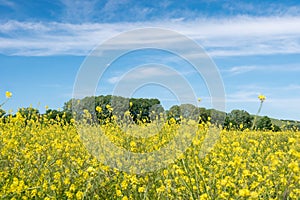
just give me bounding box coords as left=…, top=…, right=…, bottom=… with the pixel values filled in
left=60, top=0, right=99, bottom=23
left=223, top=64, right=300, bottom=76
left=107, top=76, right=121, bottom=84
left=1, top=16, right=300, bottom=56
left=222, top=82, right=300, bottom=119
left=102, top=0, right=129, bottom=12
left=285, top=84, right=300, bottom=90
left=263, top=97, right=300, bottom=120
left=107, top=65, right=180, bottom=84
left=226, top=91, right=260, bottom=103
left=227, top=66, right=258, bottom=75
left=0, top=0, right=15, bottom=8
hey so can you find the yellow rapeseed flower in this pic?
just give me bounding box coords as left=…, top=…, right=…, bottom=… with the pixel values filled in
left=239, top=188, right=250, bottom=197
left=116, top=189, right=122, bottom=197
left=122, top=196, right=128, bottom=200
left=138, top=186, right=145, bottom=193
left=96, top=106, right=102, bottom=113
left=258, top=94, right=266, bottom=102
left=106, top=104, right=113, bottom=112
left=65, top=191, right=73, bottom=198
left=0, top=100, right=299, bottom=199
left=199, top=193, right=208, bottom=200
left=76, top=191, right=84, bottom=200
left=5, top=91, right=12, bottom=98
left=288, top=161, right=299, bottom=173
left=50, top=184, right=57, bottom=191
left=121, top=180, right=128, bottom=189
left=240, top=124, right=244, bottom=129
left=288, top=137, right=296, bottom=144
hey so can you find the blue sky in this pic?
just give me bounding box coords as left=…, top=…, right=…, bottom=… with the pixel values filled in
left=0, top=0, right=300, bottom=120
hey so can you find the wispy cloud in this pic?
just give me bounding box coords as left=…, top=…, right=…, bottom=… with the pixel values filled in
left=285, top=84, right=300, bottom=90
left=226, top=66, right=258, bottom=75
left=223, top=82, right=300, bottom=118
left=108, top=65, right=182, bottom=84
left=107, top=76, right=121, bottom=84
left=105, top=65, right=200, bottom=104
left=223, top=64, right=300, bottom=76
left=1, top=16, right=300, bottom=56
left=235, top=83, right=300, bottom=92
left=60, top=0, right=99, bottom=23
left=226, top=91, right=260, bottom=103
left=0, top=0, right=16, bottom=8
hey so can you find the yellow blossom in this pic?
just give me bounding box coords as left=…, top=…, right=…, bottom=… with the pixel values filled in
left=239, top=188, right=250, bottom=197
left=5, top=91, right=12, bottom=98
left=258, top=94, right=266, bottom=102
left=96, top=106, right=102, bottom=113
left=288, top=161, right=299, bottom=173
left=138, top=186, right=145, bottom=193
left=76, top=191, right=84, bottom=199
left=0, top=99, right=299, bottom=199
left=50, top=184, right=57, bottom=191
left=116, top=189, right=122, bottom=196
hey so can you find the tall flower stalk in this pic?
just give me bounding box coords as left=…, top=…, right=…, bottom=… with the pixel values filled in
left=0, top=91, right=12, bottom=107
left=252, top=94, right=266, bottom=130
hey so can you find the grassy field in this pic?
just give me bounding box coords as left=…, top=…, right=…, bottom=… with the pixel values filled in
left=0, top=112, right=299, bottom=199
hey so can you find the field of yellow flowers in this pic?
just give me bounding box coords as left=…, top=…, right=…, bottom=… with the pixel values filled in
left=0, top=108, right=299, bottom=199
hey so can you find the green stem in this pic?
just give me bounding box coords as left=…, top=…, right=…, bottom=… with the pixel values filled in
left=252, top=101, right=263, bottom=130
left=0, top=99, right=9, bottom=107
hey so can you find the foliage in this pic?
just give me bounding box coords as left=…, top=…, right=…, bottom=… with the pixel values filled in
left=16, top=107, right=40, bottom=121
left=199, top=107, right=210, bottom=123
left=224, top=110, right=253, bottom=130
left=207, top=109, right=226, bottom=126
left=128, top=97, right=161, bottom=123
left=64, top=95, right=162, bottom=124
left=256, top=116, right=273, bottom=131
left=62, top=95, right=300, bottom=131
left=167, top=104, right=200, bottom=122
left=272, top=124, right=282, bottom=132
left=167, top=105, right=181, bottom=118
left=45, top=109, right=72, bottom=124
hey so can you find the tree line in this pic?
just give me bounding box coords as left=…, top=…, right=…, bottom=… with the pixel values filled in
left=1, top=95, right=298, bottom=131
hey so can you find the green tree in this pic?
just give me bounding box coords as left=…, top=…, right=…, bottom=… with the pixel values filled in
left=129, top=98, right=161, bottom=123
left=199, top=107, right=210, bottom=124
left=208, top=109, right=226, bottom=126
left=64, top=95, right=162, bottom=124
left=16, top=107, right=40, bottom=125
left=224, top=110, right=253, bottom=130
left=167, top=104, right=200, bottom=124
left=256, top=116, right=272, bottom=131
left=272, top=124, right=281, bottom=132
left=179, top=104, right=199, bottom=120
left=18, top=107, right=40, bottom=119
left=45, top=109, right=72, bottom=124
left=167, top=105, right=181, bottom=124
left=149, top=104, right=165, bottom=122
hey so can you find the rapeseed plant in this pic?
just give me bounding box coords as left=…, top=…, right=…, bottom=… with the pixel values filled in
left=0, top=92, right=299, bottom=199
left=252, top=94, right=266, bottom=130
left=0, top=91, right=12, bottom=107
